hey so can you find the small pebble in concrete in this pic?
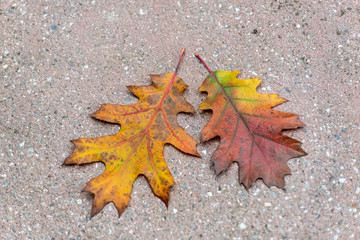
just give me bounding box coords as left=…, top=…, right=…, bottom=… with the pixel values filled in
left=238, top=223, right=247, bottom=230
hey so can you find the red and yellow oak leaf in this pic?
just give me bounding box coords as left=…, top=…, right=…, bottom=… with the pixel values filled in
left=196, top=54, right=306, bottom=189
left=64, top=49, right=199, bottom=217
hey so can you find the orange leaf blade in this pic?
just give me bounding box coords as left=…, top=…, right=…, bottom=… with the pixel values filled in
left=64, top=50, right=198, bottom=217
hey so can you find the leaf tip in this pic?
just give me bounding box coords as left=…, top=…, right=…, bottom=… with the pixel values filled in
left=159, top=194, right=169, bottom=208
left=62, top=158, right=71, bottom=166
left=63, top=153, right=77, bottom=166
left=81, top=183, right=92, bottom=193
left=274, top=180, right=286, bottom=190
left=242, top=184, right=250, bottom=192
left=90, top=108, right=103, bottom=120
left=89, top=112, right=97, bottom=119
left=231, top=70, right=241, bottom=77
left=90, top=208, right=98, bottom=219
left=193, top=150, right=201, bottom=158
left=113, top=203, right=127, bottom=218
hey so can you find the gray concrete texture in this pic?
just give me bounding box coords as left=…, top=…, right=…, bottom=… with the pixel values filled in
left=1, top=0, right=359, bottom=239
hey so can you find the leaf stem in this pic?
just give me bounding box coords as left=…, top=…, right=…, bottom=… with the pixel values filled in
left=140, top=48, right=187, bottom=138
left=174, top=48, right=186, bottom=76
left=195, top=54, right=238, bottom=115
left=195, top=53, right=228, bottom=100
left=195, top=53, right=254, bottom=137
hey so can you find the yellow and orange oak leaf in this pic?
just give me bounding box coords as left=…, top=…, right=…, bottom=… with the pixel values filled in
left=196, top=54, right=306, bottom=189
left=64, top=49, right=199, bottom=217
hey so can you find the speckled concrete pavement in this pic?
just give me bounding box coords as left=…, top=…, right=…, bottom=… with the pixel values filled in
left=1, top=0, right=359, bottom=239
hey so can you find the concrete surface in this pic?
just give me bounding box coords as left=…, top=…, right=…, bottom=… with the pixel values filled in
left=1, top=0, right=360, bottom=239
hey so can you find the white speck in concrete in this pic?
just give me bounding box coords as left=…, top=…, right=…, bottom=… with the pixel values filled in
left=3, top=64, right=8, bottom=69
left=253, top=188, right=261, bottom=196
left=339, top=178, right=346, bottom=183
left=207, top=192, right=213, bottom=197
left=356, top=188, right=360, bottom=194
left=77, top=199, right=82, bottom=205
left=173, top=208, right=178, bottom=213
left=264, top=202, right=272, bottom=207
left=202, top=150, right=207, bottom=155
left=238, top=223, right=247, bottom=230
left=139, top=9, right=145, bottom=15
left=20, top=142, right=25, bottom=147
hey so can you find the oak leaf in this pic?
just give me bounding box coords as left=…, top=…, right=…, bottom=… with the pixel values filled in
left=196, top=54, right=306, bottom=189
left=64, top=49, right=199, bottom=217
